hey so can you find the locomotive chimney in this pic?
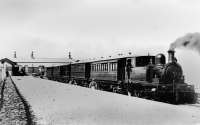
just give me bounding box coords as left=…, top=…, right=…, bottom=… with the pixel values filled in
left=168, top=49, right=175, bottom=63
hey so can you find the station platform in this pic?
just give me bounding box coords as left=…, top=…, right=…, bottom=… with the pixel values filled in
left=12, top=76, right=200, bottom=125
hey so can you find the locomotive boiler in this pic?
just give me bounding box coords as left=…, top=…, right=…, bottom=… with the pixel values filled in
left=146, top=50, right=183, bottom=84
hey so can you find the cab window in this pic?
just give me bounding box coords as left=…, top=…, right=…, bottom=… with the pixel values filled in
left=135, top=56, right=155, bottom=67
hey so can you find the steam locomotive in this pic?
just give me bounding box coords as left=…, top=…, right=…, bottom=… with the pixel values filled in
left=45, top=50, right=197, bottom=104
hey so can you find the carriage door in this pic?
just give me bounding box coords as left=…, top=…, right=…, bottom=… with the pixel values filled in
left=117, top=58, right=126, bottom=81
left=85, top=63, right=91, bottom=80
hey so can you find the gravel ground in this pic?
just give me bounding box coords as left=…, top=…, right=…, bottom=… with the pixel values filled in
left=0, top=77, right=35, bottom=125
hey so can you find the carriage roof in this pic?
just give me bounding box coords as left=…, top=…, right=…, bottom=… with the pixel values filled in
left=71, top=53, right=155, bottom=64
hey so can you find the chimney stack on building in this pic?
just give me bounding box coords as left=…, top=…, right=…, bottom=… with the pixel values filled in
left=14, top=51, right=17, bottom=58
left=69, top=52, right=72, bottom=59
left=31, top=51, right=35, bottom=59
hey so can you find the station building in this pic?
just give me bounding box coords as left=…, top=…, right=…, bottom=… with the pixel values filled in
left=0, top=52, right=74, bottom=80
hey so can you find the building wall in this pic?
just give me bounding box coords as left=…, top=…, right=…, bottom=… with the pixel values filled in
left=0, top=68, right=2, bottom=81
left=0, top=62, right=12, bottom=81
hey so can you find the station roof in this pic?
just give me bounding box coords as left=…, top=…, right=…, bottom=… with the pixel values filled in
left=0, top=57, right=75, bottom=67
left=0, top=58, right=17, bottom=65
left=9, top=57, right=72, bottom=63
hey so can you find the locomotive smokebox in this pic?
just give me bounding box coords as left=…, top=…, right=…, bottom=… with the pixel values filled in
left=168, top=49, right=175, bottom=63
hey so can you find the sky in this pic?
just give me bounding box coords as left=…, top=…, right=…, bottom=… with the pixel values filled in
left=0, top=0, right=200, bottom=88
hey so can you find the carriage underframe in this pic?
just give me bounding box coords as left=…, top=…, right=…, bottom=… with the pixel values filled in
left=48, top=75, right=197, bottom=104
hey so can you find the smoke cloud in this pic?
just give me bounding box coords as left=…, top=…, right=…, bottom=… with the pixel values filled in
left=170, top=32, right=200, bottom=53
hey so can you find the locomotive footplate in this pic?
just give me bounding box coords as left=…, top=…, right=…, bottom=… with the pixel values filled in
left=127, top=81, right=159, bottom=98
left=127, top=82, right=197, bottom=104
left=156, top=84, right=197, bottom=104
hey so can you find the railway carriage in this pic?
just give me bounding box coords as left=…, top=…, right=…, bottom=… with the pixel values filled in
left=70, top=62, right=91, bottom=87
left=59, top=65, right=71, bottom=83
left=46, top=67, right=53, bottom=80
left=51, top=66, right=60, bottom=81
left=90, top=59, right=118, bottom=90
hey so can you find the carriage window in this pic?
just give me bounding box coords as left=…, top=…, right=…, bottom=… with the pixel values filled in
left=132, top=58, right=135, bottom=67
left=92, top=64, right=94, bottom=71
left=105, top=63, right=108, bottom=71
left=111, top=63, right=114, bottom=71
left=109, top=63, right=112, bottom=71
left=109, top=62, right=117, bottom=71
left=114, top=63, right=117, bottom=71
left=135, top=56, right=155, bottom=67
left=100, top=63, right=106, bottom=71
left=99, top=64, right=101, bottom=71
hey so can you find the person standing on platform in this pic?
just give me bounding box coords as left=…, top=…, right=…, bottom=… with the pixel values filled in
left=1, top=62, right=6, bottom=82
left=89, top=79, right=97, bottom=89
left=6, top=70, right=9, bottom=77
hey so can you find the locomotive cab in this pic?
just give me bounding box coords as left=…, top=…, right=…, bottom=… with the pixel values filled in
left=128, top=56, right=155, bottom=82
left=146, top=54, right=166, bottom=83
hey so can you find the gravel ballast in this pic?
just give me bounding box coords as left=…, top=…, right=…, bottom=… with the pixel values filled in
left=0, top=77, right=35, bottom=125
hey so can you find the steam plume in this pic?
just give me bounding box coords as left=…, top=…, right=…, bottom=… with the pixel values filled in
left=170, top=32, right=200, bottom=53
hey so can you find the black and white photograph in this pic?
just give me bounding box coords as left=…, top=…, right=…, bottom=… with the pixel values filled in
left=0, top=0, right=200, bottom=125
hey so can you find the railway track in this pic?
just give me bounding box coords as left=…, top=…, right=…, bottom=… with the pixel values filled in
left=181, top=94, right=200, bottom=108
left=0, top=80, right=5, bottom=110
left=10, top=77, right=36, bottom=125
left=0, top=77, right=36, bottom=125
